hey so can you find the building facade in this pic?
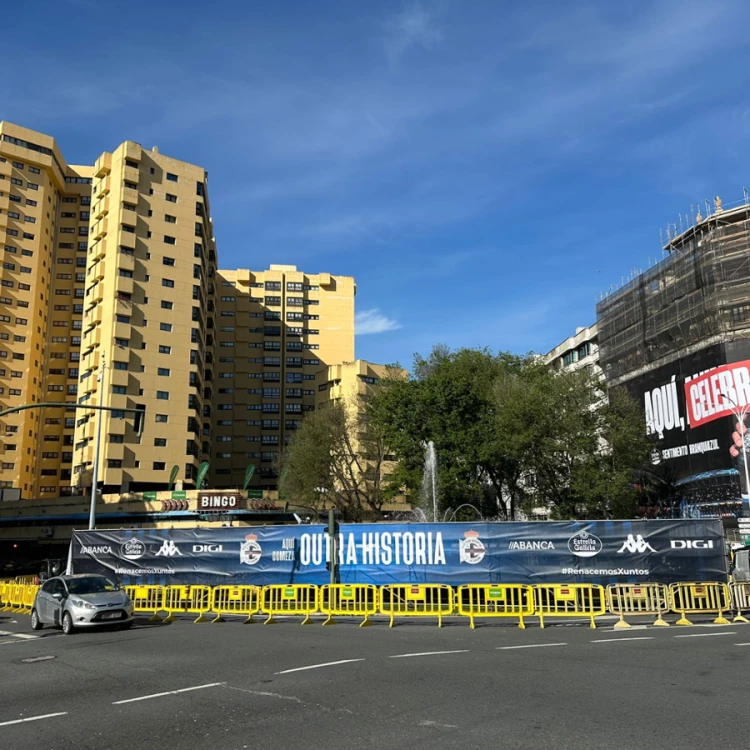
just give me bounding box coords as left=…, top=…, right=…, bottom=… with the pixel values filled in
left=1, top=122, right=93, bottom=499
left=212, top=266, right=355, bottom=490
left=1, top=122, right=359, bottom=499
left=597, top=197, right=750, bottom=516
left=543, top=324, right=600, bottom=375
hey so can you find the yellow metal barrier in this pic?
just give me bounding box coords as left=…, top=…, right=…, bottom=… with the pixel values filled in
left=534, top=584, right=606, bottom=629
left=7, top=584, right=25, bottom=613
left=457, top=584, right=534, bottom=629
left=319, top=584, right=379, bottom=627
left=162, top=585, right=212, bottom=623
left=0, top=582, right=11, bottom=610
left=124, top=585, right=165, bottom=622
left=379, top=584, right=454, bottom=627
left=15, top=575, right=36, bottom=585
left=730, top=582, right=750, bottom=624
left=262, top=584, right=319, bottom=625
left=606, top=583, right=670, bottom=628
left=211, top=585, right=262, bottom=624
left=670, top=582, right=731, bottom=626
left=21, top=585, right=38, bottom=615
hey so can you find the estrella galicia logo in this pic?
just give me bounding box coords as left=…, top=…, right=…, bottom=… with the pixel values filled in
left=120, top=538, right=146, bottom=561
left=567, top=531, right=602, bottom=558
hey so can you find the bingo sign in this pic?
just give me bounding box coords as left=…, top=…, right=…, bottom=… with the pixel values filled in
left=69, top=519, right=727, bottom=587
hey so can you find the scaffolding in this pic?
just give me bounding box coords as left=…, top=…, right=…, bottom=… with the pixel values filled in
left=597, top=198, right=750, bottom=383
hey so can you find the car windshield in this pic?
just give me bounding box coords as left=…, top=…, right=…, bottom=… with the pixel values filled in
left=66, top=577, right=118, bottom=595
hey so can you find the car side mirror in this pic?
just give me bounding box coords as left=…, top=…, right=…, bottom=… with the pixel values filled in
left=52, top=592, right=63, bottom=600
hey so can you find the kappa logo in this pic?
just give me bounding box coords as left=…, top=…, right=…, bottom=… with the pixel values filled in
left=240, top=534, right=262, bottom=565
left=617, top=534, right=656, bottom=554
left=459, top=530, right=486, bottom=565
left=154, top=540, right=183, bottom=557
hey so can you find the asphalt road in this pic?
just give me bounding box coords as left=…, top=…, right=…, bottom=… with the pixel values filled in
left=0, top=610, right=747, bottom=750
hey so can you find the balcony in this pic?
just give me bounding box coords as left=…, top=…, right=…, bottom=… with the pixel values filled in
left=93, top=196, right=109, bottom=221
left=121, top=187, right=139, bottom=206
left=123, top=166, right=140, bottom=186
left=115, top=275, right=133, bottom=296
left=118, top=252, right=135, bottom=274
left=90, top=260, right=106, bottom=283
left=114, top=297, right=132, bottom=318
left=109, top=369, right=129, bottom=388
left=94, top=153, right=112, bottom=179
left=84, top=306, right=102, bottom=329
left=91, top=217, right=108, bottom=242
left=113, top=321, right=131, bottom=340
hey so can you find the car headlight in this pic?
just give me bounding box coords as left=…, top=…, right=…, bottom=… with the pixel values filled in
left=71, top=598, right=96, bottom=610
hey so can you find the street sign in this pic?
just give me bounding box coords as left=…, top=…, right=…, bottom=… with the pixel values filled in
left=247, top=490, right=263, bottom=499
left=143, top=491, right=157, bottom=501
left=172, top=490, right=186, bottom=501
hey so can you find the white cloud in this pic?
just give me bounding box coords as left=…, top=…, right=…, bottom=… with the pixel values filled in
left=383, top=2, right=444, bottom=63
left=356, top=308, right=402, bottom=335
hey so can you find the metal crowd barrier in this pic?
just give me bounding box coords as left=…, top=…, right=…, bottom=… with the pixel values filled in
left=534, top=584, right=606, bottom=629
left=123, top=585, right=165, bottom=622
left=320, top=584, right=379, bottom=627
left=670, top=582, right=731, bottom=626
left=730, top=582, right=750, bottom=624
left=457, top=584, right=534, bottom=629
left=262, top=584, right=319, bottom=625
left=211, top=585, right=262, bottom=624
left=162, top=585, right=213, bottom=623
left=606, top=583, right=670, bottom=628
left=379, top=584, right=454, bottom=627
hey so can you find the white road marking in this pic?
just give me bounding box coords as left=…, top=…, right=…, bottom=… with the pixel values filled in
left=0, top=712, right=67, bottom=727
left=0, top=631, right=38, bottom=640
left=419, top=720, right=459, bottom=729
left=21, top=656, right=55, bottom=663
left=276, top=659, right=365, bottom=675
left=674, top=632, right=737, bottom=639
left=112, top=682, right=225, bottom=704
left=591, top=637, right=655, bottom=643
left=389, top=650, right=469, bottom=659
left=496, top=643, right=567, bottom=650
left=734, top=643, right=750, bottom=646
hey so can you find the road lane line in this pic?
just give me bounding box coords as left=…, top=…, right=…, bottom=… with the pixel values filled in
left=496, top=643, right=567, bottom=650
left=0, top=631, right=38, bottom=640
left=735, top=643, right=750, bottom=646
left=674, top=632, right=737, bottom=639
left=276, top=659, right=365, bottom=675
left=390, top=650, right=469, bottom=659
left=0, top=712, right=67, bottom=727
left=112, top=682, right=225, bottom=704
left=591, top=637, right=655, bottom=643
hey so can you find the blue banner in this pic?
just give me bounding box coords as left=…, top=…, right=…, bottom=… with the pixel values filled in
left=70, top=520, right=727, bottom=587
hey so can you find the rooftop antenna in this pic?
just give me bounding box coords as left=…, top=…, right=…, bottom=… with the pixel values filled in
left=705, top=199, right=711, bottom=217
left=744, top=187, right=749, bottom=206
left=678, top=214, right=684, bottom=234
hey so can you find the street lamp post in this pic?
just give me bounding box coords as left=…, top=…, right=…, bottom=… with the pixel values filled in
left=88, top=355, right=107, bottom=530
left=719, top=392, right=750, bottom=509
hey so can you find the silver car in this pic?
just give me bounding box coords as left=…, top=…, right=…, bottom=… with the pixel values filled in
left=31, top=574, right=134, bottom=635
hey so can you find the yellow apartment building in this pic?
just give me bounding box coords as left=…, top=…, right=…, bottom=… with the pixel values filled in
left=1, top=123, right=361, bottom=500
left=73, top=142, right=217, bottom=495
left=213, top=266, right=355, bottom=490
left=0, top=122, right=93, bottom=499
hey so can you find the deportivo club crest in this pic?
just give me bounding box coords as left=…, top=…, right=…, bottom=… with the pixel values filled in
left=240, top=534, right=262, bottom=565
left=459, top=530, right=486, bottom=565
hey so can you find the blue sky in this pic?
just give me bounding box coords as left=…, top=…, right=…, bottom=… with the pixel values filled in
left=7, top=0, right=750, bottom=369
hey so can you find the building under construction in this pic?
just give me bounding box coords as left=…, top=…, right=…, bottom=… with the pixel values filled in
left=597, top=196, right=750, bottom=516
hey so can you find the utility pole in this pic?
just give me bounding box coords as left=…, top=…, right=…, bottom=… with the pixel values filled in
left=88, top=354, right=107, bottom=530
left=327, top=509, right=339, bottom=585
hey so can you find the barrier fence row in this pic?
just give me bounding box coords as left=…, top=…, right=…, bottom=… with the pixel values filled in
left=3, top=581, right=749, bottom=628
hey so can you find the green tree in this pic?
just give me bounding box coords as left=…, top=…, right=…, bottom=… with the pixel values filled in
left=278, top=397, right=392, bottom=521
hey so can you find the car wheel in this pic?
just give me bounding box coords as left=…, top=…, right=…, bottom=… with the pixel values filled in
left=61, top=612, right=75, bottom=636
left=30, top=609, right=43, bottom=631
left=119, top=621, right=133, bottom=631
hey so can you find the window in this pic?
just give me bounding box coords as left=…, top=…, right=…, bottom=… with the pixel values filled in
left=166, top=173, right=178, bottom=182
left=161, top=300, right=173, bottom=309
left=165, top=214, right=176, bottom=224
left=264, top=326, right=281, bottom=336
left=110, top=435, right=124, bottom=444
left=162, top=278, right=175, bottom=288
left=156, top=391, right=169, bottom=400
left=166, top=193, right=177, bottom=203
left=159, top=322, right=172, bottom=332
left=112, top=385, right=127, bottom=395
left=220, top=296, right=236, bottom=302
left=27, top=183, right=39, bottom=191
left=119, top=269, right=133, bottom=278
left=264, top=341, right=281, bottom=351
left=153, top=462, right=166, bottom=471
left=115, top=338, right=129, bottom=347
left=287, top=296, right=304, bottom=307
left=107, top=460, right=122, bottom=468
left=159, top=345, right=171, bottom=354
left=265, top=281, right=282, bottom=291
left=164, top=236, right=176, bottom=245
left=113, top=361, right=128, bottom=371
left=157, top=368, right=170, bottom=376
left=155, top=414, right=169, bottom=423
left=265, top=296, right=281, bottom=306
